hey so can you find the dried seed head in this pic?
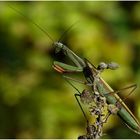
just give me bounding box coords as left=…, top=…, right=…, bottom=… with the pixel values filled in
left=90, top=107, right=101, bottom=116
left=80, top=89, right=94, bottom=104
left=107, top=62, right=120, bottom=70
left=97, top=62, right=108, bottom=70
left=78, top=135, right=87, bottom=139
left=87, top=124, right=96, bottom=136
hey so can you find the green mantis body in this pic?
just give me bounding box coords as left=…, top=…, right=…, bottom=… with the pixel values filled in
left=53, top=43, right=140, bottom=135
left=9, top=6, right=140, bottom=135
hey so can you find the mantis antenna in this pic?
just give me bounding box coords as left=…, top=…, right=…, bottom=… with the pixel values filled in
left=58, top=20, right=79, bottom=43
left=8, top=4, right=54, bottom=43
left=9, top=4, right=78, bottom=47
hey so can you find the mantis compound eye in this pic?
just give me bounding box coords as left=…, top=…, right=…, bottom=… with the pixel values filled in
left=54, top=42, right=64, bottom=53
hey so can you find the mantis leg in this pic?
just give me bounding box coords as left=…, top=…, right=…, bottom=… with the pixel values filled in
left=75, top=93, right=89, bottom=125
left=63, top=76, right=89, bottom=124
left=120, top=84, right=137, bottom=101
left=63, top=75, right=93, bottom=86
left=102, top=112, right=112, bottom=124
left=104, top=84, right=137, bottom=113
left=53, top=61, right=82, bottom=73
left=63, top=75, right=86, bottom=85
left=104, top=84, right=137, bottom=101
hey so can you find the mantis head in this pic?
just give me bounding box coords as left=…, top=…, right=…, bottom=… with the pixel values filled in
left=54, top=42, right=65, bottom=53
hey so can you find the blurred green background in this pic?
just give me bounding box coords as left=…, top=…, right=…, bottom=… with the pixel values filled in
left=0, top=1, right=140, bottom=139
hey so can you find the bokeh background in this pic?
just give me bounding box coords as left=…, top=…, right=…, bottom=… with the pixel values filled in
left=0, top=1, right=140, bottom=139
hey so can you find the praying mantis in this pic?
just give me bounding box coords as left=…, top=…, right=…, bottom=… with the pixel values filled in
left=53, top=43, right=140, bottom=135
left=9, top=5, right=140, bottom=136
